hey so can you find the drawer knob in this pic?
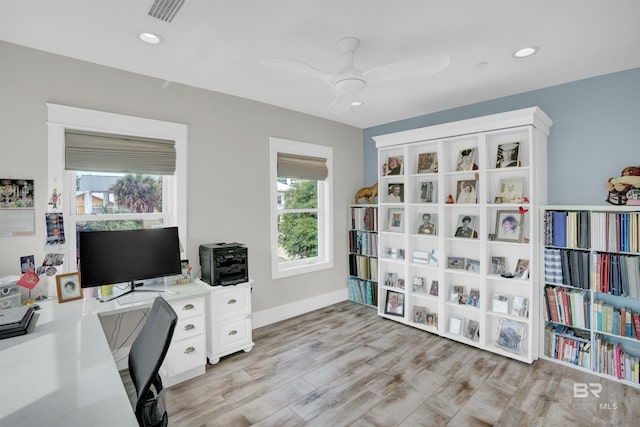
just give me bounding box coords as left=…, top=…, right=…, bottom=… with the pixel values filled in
left=184, top=346, right=196, bottom=354
left=228, top=299, right=237, bottom=304
left=183, top=324, right=195, bottom=331
left=228, top=330, right=237, bottom=336
left=182, top=304, right=195, bottom=311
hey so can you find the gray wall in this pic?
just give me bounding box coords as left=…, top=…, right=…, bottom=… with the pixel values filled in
left=0, top=41, right=363, bottom=314
left=364, top=68, right=640, bottom=205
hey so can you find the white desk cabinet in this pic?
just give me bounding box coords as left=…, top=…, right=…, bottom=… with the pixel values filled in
left=160, top=295, right=207, bottom=387
left=206, top=281, right=254, bottom=364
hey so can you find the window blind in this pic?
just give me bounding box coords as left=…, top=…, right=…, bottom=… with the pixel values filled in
left=277, top=153, right=328, bottom=180
left=65, top=130, right=176, bottom=175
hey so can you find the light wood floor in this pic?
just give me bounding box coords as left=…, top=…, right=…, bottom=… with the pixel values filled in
left=160, top=301, right=640, bottom=426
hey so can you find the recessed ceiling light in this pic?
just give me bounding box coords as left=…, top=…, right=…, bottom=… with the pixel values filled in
left=138, top=32, right=163, bottom=45
left=351, top=101, right=363, bottom=107
left=513, top=46, right=539, bottom=58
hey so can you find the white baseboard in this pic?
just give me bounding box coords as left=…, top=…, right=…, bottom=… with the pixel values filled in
left=252, top=288, right=348, bottom=329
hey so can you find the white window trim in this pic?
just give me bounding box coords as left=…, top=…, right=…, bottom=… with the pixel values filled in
left=269, top=137, right=333, bottom=279
left=47, top=104, right=188, bottom=277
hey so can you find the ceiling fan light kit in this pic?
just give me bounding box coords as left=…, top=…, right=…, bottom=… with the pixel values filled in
left=261, top=37, right=450, bottom=114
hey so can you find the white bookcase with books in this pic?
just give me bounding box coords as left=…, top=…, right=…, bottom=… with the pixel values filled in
left=348, top=204, right=378, bottom=307
left=542, top=206, right=640, bottom=388
left=373, top=107, right=552, bottom=363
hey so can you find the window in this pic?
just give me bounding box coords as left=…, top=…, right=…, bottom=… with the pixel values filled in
left=269, top=137, right=333, bottom=279
left=47, top=104, right=187, bottom=278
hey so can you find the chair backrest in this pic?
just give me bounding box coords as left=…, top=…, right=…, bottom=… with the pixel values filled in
left=128, top=296, right=178, bottom=427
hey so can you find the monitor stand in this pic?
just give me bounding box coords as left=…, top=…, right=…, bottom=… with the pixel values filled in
left=98, top=281, right=168, bottom=303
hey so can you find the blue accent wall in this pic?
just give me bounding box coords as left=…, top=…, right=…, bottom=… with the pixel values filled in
left=363, top=68, right=640, bottom=205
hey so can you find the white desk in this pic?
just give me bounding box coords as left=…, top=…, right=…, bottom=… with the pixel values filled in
left=0, top=282, right=210, bottom=427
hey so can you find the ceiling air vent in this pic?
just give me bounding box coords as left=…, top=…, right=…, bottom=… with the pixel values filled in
left=148, top=0, right=185, bottom=23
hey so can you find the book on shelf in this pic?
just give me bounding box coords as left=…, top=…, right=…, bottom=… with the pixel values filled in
left=348, top=277, right=377, bottom=306
left=350, top=206, right=378, bottom=232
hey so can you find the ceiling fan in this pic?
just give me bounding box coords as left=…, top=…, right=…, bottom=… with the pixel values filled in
left=260, top=37, right=450, bottom=114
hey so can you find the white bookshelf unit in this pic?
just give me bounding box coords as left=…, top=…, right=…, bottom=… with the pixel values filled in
left=373, top=107, right=552, bottom=363
left=541, top=206, right=640, bottom=388
left=348, top=204, right=378, bottom=307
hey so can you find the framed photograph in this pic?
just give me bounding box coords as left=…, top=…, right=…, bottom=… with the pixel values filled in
left=417, top=152, right=438, bottom=173
left=450, top=285, right=464, bottom=302
left=467, top=288, right=480, bottom=307
left=497, top=318, right=526, bottom=353
left=412, top=276, right=426, bottom=293
left=387, top=208, right=404, bottom=232
left=413, top=306, right=428, bottom=324
left=429, top=249, right=439, bottom=267
left=456, top=180, right=477, bottom=204
left=448, top=315, right=464, bottom=335
left=490, top=256, right=507, bottom=275
left=496, top=142, right=520, bottom=168
left=384, top=290, right=405, bottom=317
left=384, top=156, right=404, bottom=176
left=511, top=296, right=529, bottom=318
left=495, top=210, right=523, bottom=242
left=456, top=147, right=476, bottom=171
left=515, top=259, right=530, bottom=278
left=418, top=181, right=437, bottom=203
left=495, top=177, right=524, bottom=204
left=454, top=215, right=478, bottom=239
left=464, top=258, right=480, bottom=273
left=56, top=272, right=82, bottom=303
left=429, top=280, right=439, bottom=296
left=465, top=319, right=480, bottom=341
left=384, top=272, right=398, bottom=287
left=447, top=256, right=465, bottom=270
left=382, top=247, right=405, bottom=259
left=417, top=213, right=437, bottom=235
left=425, top=312, right=438, bottom=327
left=387, top=183, right=404, bottom=203
left=396, top=278, right=405, bottom=290
left=492, top=293, right=509, bottom=314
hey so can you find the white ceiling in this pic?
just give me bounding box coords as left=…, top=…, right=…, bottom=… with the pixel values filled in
left=1, top=1, right=639, bottom=129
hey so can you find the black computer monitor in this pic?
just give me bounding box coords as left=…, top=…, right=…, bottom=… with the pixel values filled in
left=78, top=227, right=182, bottom=300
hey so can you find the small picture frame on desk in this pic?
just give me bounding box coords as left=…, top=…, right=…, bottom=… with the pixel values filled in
left=56, top=271, right=82, bottom=303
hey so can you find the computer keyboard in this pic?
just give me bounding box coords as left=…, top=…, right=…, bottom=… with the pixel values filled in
left=116, top=292, right=161, bottom=306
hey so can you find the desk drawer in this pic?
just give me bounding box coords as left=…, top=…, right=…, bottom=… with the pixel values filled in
left=170, top=296, right=205, bottom=319
left=210, top=287, right=250, bottom=319
left=173, top=314, right=205, bottom=341
left=212, top=316, right=252, bottom=350
left=164, top=334, right=206, bottom=377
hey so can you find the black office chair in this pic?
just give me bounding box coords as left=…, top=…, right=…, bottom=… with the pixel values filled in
left=128, top=297, right=178, bottom=427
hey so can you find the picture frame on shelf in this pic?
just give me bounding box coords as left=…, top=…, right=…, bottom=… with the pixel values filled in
left=55, top=271, right=82, bottom=303
left=387, top=208, right=404, bottom=232
left=465, top=319, right=480, bottom=341
left=387, top=183, right=404, bottom=203
left=384, top=156, right=404, bottom=176
left=492, top=293, right=509, bottom=314
left=417, top=212, right=437, bottom=235
left=456, top=147, right=476, bottom=171
left=412, top=276, right=426, bottom=293
left=426, top=312, right=437, bottom=327
left=467, top=288, right=480, bottom=307
left=418, top=181, right=437, bottom=203
left=515, top=259, right=530, bottom=279
left=429, top=280, right=439, bottom=296
left=450, top=285, right=464, bottom=302
left=448, top=315, right=464, bottom=335
left=412, top=250, right=431, bottom=264
left=417, top=152, right=438, bottom=173
left=454, top=215, right=478, bottom=238
left=447, top=256, right=465, bottom=270
left=490, top=256, right=507, bottom=275
left=396, top=278, right=405, bottom=290
left=384, top=290, right=405, bottom=317
left=382, top=247, right=405, bottom=259
left=494, top=177, right=524, bottom=204
left=429, top=249, right=439, bottom=267
left=456, top=179, right=477, bottom=204
left=511, top=296, right=529, bottom=318
left=464, top=258, right=480, bottom=273
left=413, top=306, right=428, bottom=324
left=496, top=142, right=520, bottom=168
left=384, top=272, right=398, bottom=288
left=497, top=318, right=526, bottom=353
left=495, top=210, right=523, bottom=242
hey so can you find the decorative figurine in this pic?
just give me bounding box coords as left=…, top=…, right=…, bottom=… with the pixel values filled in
left=354, top=182, right=378, bottom=204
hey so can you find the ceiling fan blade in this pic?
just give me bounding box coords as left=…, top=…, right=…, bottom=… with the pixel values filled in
left=259, top=59, right=333, bottom=84
left=363, top=53, right=450, bottom=86
left=328, top=93, right=354, bottom=114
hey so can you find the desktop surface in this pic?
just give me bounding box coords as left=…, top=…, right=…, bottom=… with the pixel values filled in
left=0, top=282, right=209, bottom=427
